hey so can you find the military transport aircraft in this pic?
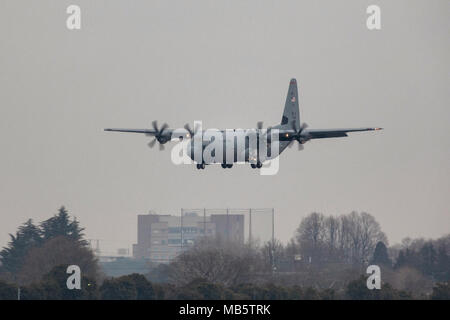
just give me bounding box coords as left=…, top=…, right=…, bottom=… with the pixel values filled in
left=105, top=79, right=382, bottom=169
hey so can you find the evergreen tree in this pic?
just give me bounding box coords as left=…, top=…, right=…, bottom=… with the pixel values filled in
left=40, top=206, right=87, bottom=246
left=370, top=241, right=392, bottom=267
left=17, top=236, right=99, bottom=285
left=0, top=219, right=42, bottom=275
left=20, top=265, right=98, bottom=300
left=0, top=206, right=91, bottom=282
left=395, top=250, right=406, bottom=269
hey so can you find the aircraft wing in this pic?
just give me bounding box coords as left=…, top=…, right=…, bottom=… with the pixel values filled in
left=304, top=127, right=382, bottom=139
left=104, top=128, right=160, bottom=135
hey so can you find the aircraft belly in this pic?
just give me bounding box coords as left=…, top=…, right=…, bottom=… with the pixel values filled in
left=187, top=136, right=287, bottom=164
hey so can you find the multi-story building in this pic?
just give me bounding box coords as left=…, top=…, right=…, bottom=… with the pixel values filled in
left=132, top=211, right=244, bottom=263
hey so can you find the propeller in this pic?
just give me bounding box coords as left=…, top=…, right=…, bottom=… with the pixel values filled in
left=256, top=121, right=273, bottom=143
left=183, top=123, right=201, bottom=138
left=147, top=120, right=169, bottom=150
left=288, top=122, right=308, bottom=150
left=257, top=121, right=264, bottom=130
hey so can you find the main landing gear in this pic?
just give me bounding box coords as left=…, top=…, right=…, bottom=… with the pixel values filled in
left=197, top=163, right=233, bottom=169
left=197, top=163, right=262, bottom=169
left=250, top=162, right=263, bottom=169
left=196, top=163, right=206, bottom=170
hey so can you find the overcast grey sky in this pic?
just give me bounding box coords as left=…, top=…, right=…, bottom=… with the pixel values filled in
left=0, top=1, right=449, bottom=254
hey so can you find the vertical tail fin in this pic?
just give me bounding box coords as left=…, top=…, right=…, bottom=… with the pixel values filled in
left=281, top=78, right=300, bottom=129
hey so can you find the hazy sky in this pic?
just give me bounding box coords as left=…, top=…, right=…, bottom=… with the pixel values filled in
left=0, top=1, right=449, bottom=254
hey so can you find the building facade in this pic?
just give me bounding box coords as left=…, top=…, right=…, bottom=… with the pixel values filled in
left=133, top=211, right=244, bottom=263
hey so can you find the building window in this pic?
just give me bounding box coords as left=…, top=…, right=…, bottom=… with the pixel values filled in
left=168, top=227, right=181, bottom=233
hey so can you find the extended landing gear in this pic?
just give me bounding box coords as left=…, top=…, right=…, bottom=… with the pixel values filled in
left=251, top=162, right=263, bottom=169
left=197, top=163, right=233, bottom=169
left=196, top=163, right=206, bottom=170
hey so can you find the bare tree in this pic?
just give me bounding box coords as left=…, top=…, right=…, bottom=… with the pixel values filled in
left=359, top=212, right=388, bottom=263
left=340, top=211, right=387, bottom=265
left=167, top=237, right=263, bottom=286
left=323, top=216, right=340, bottom=261
left=295, top=212, right=326, bottom=263
left=296, top=211, right=387, bottom=266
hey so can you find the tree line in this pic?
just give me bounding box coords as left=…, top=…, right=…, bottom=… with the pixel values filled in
left=1, top=267, right=449, bottom=300
left=0, top=207, right=449, bottom=299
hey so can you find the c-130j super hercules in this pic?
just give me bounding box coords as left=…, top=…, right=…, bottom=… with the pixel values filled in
left=105, top=79, right=382, bottom=169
